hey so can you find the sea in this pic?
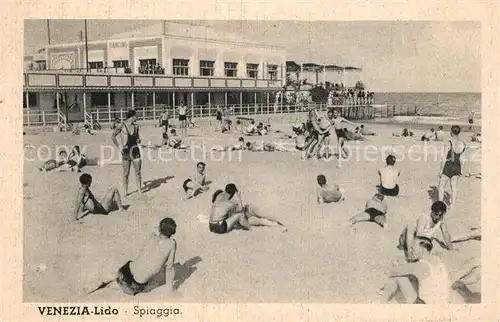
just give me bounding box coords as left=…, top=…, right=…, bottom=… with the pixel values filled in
left=373, top=92, right=481, bottom=120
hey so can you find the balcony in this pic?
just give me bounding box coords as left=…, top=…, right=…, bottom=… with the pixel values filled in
left=23, top=70, right=283, bottom=92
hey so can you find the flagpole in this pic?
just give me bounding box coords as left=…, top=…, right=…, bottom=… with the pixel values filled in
left=84, top=19, right=89, bottom=72
left=46, top=20, right=51, bottom=45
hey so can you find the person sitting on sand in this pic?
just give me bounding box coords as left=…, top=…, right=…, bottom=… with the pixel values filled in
left=209, top=184, right=287, bottom=234
left=434, top=126, right=445, bottom=141
left=397, top=201, right=453, bottom=259
left=258, top=125, right=269, bottom=136
left=437, top=125, right=467, bottom=212
left=68, top=145, right=87, bottom=171
left=393, top=128, right=413, bottom=137
left=73, top=173, right=126, bottom=221
left=470, top=133, right=481, bottom=143
left=89, top=217, right=177, bottom=296
left=348, top=193, right=388, bottom=229
left=212, top=137, right=246, bottom=152
left=378, top=155, right=400, bottom=197
left=380, top=236, right=451, bottom=304
left=316, top=174, right=345, bottom=204
left=245, top=120, right=258, bottom=135
left=421, top=128, right=435, bottom=141
left=360, top=124, right=376, bottom=136
left=167, top=129, right=187, bottom=149
left=183, top=162, right=210, bottom=199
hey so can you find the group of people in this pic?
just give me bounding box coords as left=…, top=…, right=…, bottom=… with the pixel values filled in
left=39, top=145, right=87, bottom=172
left=50, top=104, right=478, bottom=302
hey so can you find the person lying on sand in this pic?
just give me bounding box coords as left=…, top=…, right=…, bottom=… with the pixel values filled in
left=360, top=124, right=376, bottom=136
left=245, top=120, right=258, bottom=135
left=393, top=128, right=413, bottom=137
left=378, top=155, right=400, bottom=197
left=397, top=201, right=453, bottom=258
left=73, top=173, right=126, bottom=221
left=421, top=128, right=435, bottom=142
left=39, top=150, right=70, bottom=172
left=88, top=218, right=177, bottom=296
left=182, top=162, right=210, bottom=200
left=209, top=184, right=287, bottom=234
left=167, top=129, right=187, bottom=149
left=245, top=141, right=289, bottom=152
left=348, top=193, right=388, bottom=229
left=379, top=236, right=451, bottom=304
left=316, top=174, right=345, bottom=204
left=212, top=137, right=246, bottom=152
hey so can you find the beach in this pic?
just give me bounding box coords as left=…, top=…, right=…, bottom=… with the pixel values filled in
left=23, top=117, right=481, bottom=303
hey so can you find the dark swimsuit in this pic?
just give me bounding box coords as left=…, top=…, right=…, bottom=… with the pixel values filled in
left=379, top=184, right=399, bottom=197
left=364, top=208, right=386, bottom=221
left=116, top=261, right=148, bottom=296
left=122, top=123, right=141, bottom=161
left=83, top=189, right=108, bottom=215
left=209, top=220, right=228, bottom=234
left=216, top=111, right=222, bottom=121
left=442, top=140, right=465, bottom=178
left=335, top=129, right=346, bottom=139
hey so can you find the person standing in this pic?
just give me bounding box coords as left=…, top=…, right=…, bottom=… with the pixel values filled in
left=111, top=109, right=143, bottom=196
left=468, top=111, right=475, bottom=132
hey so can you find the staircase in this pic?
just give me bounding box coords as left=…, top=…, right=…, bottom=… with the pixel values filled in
left=57, top=111, right=67, bottom=131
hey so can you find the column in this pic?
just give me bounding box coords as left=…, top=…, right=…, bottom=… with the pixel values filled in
left=107, top=92, right=111, bottom=121
left=254, top=92, right=257, bottom=113
left=153, top=92, right=156, bottom=119
left=131, top=92, right=135, bottom=109
left=25, top=92, right=30, bottom=126
left=191, top=92, right=195, bottom=118
left=224, top=92, right=228, bottom=106
left=239, top=91, right=243, bottom=109
left=208, top=92, right=211, bottom=116
left=83, top=92, right=87, bottom=122
left=267, top=92, right=270, bottom=112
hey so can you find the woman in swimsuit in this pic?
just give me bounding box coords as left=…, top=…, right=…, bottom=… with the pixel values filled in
left=176, top=104, right=188, bottom=137
left=111, top=109, right=143, bottom=196
left=73, top=173, right=126, bottom=221
left=438, top=125, right=466, bottom=212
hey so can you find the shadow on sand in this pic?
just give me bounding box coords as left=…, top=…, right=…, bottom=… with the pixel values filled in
left=141, top=256, right=202, bottom=293
left=143, top=176, right=175, bottom=193
left=427, top=185, right=451, bottom=205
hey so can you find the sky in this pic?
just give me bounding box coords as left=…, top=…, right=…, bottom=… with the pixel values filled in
left=24, top=20, right=481, bottom=93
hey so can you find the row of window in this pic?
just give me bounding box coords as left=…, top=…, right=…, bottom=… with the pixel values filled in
left=88, top=59, right=278, bottom=79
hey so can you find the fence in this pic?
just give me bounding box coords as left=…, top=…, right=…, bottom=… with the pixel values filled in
left=23, top=102, right=415, bottom=128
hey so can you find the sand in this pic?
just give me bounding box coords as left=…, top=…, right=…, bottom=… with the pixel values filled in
left=23, top=115, right=481, bottom=303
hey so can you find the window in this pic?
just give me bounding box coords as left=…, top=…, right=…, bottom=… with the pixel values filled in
left=224, top=62, right=238, bottom=77
left=113, top=60, right=129, bottom=68
left=91, top=92, right=114, bottom=107
left=23, top=92, right=39, bottom=108
left=200, top=60, right=215, bottom=76
left=267, top=64, right=278, bottom=80
left=139, top=59, right=157, bottom=74
left=88, top=61, right=104, bottom=69
left=246, top=63, right=259, bottom=79
left=173, top=59, right=189, bottom=76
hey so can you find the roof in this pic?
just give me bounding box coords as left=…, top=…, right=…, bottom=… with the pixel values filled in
left=110, top=22, right=282, bottom=49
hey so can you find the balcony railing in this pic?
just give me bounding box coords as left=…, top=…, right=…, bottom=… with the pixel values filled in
left=23, top=71, right=283, bottom=90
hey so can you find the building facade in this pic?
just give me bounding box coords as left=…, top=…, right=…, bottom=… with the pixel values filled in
left=23, top=22, right=286, bottom=124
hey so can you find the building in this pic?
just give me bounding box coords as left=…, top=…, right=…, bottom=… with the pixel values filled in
left=23, top=21, right=286, bottom=126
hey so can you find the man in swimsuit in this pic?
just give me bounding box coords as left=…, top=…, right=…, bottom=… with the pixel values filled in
left=348, top=193, right=388, bottom=229
left=379, top=236, right=451, bottom=304
left=215, top=107, right=223, bottom=131
left=316, top=174, right=345, bottom=204
left=167, top=129, right=187, bottom=149
left=468, top=111, right=474, bottom=132
left=212, top=137, right=245, bottom=152
left=183, top=162, right=210, bottom=199
left=176, top=104, right=188, bottom=137
left=159, top=107, right=169, bottom=131
left=89, top=218, right=177, bottom=296
left=209, top=184, right=287, bottom=233
left=397, top=201, right=453, bottom=259
left=73, top=173, right=126, bottom=221
left=111, top=109, right=143, bottom=196
left=327, top=108, right=358, bottom=161
left=378, top=155, right=400, bottom=197
left=437, top=125, right=466, bottom=212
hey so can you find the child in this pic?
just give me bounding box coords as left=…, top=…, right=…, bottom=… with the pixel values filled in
left=73, top=173, right=126, bottom=221
left=182, top=162, right=210, bottom=199
left=378, top=155, right=400, bottom=196
left=348, top=193, right=388, bottom=229
left=397, top=201, right=453, bottom=259
left=316, top=174, right=345, bottom=204
left=88, top=218, right=177, bottom=296
left=437, top=125, right=466, bottom=212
